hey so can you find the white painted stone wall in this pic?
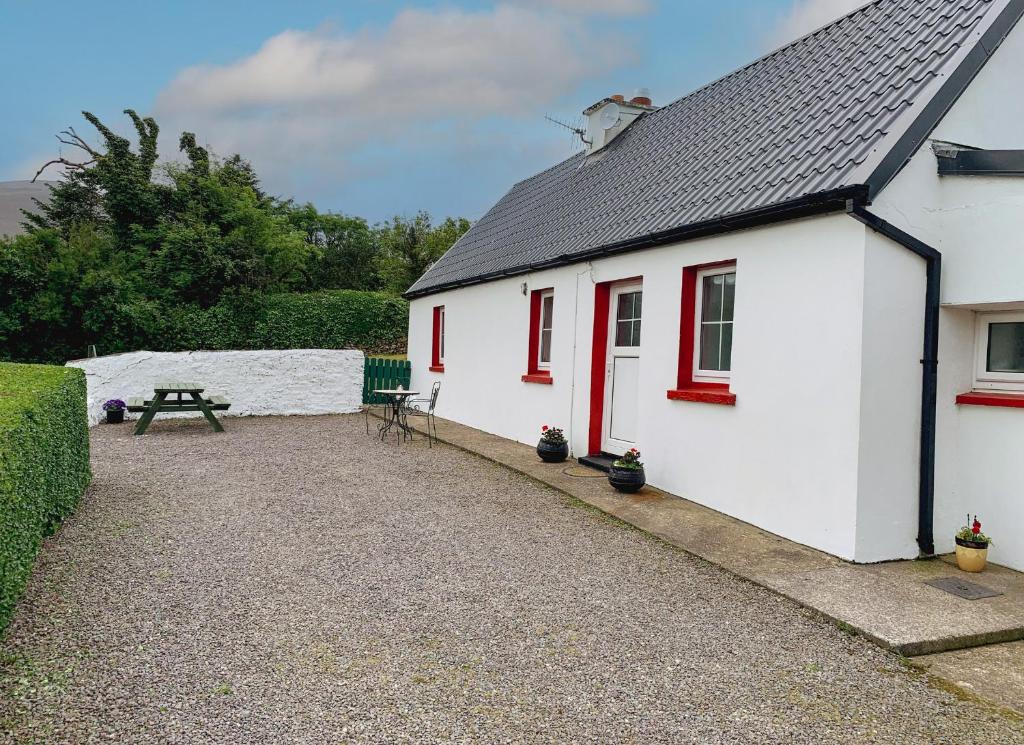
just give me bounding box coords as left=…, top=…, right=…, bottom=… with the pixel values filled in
left=68, top=350, right=364, bottom=426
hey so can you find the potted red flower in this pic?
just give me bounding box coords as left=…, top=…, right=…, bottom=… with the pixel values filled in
left=609, top=448, right=645, bottom=493
left=955, top=514, right=992, bottom=573
left=536, top=425, right=568, bottom=463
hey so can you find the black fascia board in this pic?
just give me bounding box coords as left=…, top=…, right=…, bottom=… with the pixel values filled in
left=403, top=184, right=869, bottom=300
left=937, top=149, right=1024, bottom=176
left=865, top=0, right=1024, bottom=200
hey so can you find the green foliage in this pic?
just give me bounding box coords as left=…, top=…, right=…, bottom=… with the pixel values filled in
left=0, top=363, right=91, bottom=632
left=2, top=110, right=469, bottom=364
left=149, top=291, right=409, bottom=355
left=376, top=212, right=471, bottom=295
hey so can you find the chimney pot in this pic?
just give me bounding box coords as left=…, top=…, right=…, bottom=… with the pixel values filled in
left=611, top=94, right=625, bottom=102
left=630, top=87, right=652, bottom=106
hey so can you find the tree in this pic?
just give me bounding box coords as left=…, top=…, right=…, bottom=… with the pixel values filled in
left=375, top=212, right=471, bottom=295
left=286, top=204, right=380, bottom=291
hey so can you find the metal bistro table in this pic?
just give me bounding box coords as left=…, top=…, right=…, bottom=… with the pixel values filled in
left=373, top=388, right=419, bottom=442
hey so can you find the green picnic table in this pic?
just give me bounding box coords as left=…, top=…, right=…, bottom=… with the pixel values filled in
left=127, top=381, right=231, bottom=436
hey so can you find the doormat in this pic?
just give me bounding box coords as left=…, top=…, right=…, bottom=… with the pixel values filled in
left=924, top=577, right=1003, bottom=600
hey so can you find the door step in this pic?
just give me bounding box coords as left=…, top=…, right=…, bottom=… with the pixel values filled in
left=578, top=453, right=617, bottom=473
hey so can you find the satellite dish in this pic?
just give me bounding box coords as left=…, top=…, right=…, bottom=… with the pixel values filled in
left=598, top=102, right=621, bottom=130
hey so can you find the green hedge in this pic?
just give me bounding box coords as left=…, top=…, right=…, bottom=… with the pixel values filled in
left=0, top=363, right=91, bottom=632
left=149, top=290, right=408, bottom=355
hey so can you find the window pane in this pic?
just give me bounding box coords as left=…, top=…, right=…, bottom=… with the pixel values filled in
left=700, top=324, right=721, bottom=370
left=632, top=319, right=642, bottom=346
left=720, top=322, right=733, bottom=371
left=616, top=320, right=633, bottom=346
left=540, top=329, right=552, bottom=364
left=703, top=275, right=724, bottom=323
left=722, top=273, right=736, bottom=322
left=617, top=293, right=634, bottom=322
left=633, top=292, right=642, bottom=319
left=541, top=294, right=554, bottom=331
left=988, top=322, right=1024, bottom=373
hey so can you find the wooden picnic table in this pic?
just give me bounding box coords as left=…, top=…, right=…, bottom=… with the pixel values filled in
left=128, top=381, right=231, bottom=436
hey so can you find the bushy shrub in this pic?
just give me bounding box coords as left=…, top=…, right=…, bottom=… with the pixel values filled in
left=253, top=291, right=408, bottom=353
left=150, top=290, right=408, bottom=355
left=0, top=363, right=91, bottom=632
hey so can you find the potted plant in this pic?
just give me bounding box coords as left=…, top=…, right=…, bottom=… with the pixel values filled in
left=609, top=448, right=646, bottom=493
left=955, top=515, right=992, bottom=573
left=536, top=425, right=569, bottom=463
left=102, top=399, right=126, bottom=424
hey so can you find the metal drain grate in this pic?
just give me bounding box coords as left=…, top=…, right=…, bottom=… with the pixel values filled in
left=924, top=577, right=1003, bottom=600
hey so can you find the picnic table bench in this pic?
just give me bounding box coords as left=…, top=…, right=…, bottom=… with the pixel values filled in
left=127, top=381, right=231, bottom=436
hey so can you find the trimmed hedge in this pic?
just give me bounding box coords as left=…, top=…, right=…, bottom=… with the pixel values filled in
left=151, top=290, right=408, bottom=355
left=0, top=363, right=91, bottom=632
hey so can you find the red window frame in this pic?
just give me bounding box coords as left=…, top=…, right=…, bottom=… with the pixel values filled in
left=430, top=305, right=445, bottom=373
left=667, top=260, right=737, bottom=406
left=523, top=288, right=554, bottom=384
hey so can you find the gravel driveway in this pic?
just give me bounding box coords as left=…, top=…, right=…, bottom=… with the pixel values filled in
left=1, top=415, right=1021, bottom=744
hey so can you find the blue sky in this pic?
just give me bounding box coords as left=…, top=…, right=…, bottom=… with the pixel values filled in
left=0, top=0, right=859, bottom=223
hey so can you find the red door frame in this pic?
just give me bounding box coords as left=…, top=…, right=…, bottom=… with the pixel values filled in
left=588, top=277, right=642, bottom=455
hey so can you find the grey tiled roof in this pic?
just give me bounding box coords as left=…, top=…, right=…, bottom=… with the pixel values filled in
left=408, top=0, right=1020, bottom=298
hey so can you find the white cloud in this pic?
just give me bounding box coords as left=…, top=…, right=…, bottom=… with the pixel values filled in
left=509, top=0, right=651, bottom=15
left=769, top=0, right=868, bottom=47
left=155, top=4, right=633, bottom=197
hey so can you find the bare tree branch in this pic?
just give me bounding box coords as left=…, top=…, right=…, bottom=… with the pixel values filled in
left=32, top=157, right=95, bottom=182
left=55, top=127, right=100, bottom=157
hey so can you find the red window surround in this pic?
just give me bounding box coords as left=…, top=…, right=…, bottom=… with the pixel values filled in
left=522, top=288, right=554, bottom=384
left=956, top=391, right=1024, bottom=409
left=430, top=305, right=445, bottom=373
left=667, top=260, right=737, bottom=406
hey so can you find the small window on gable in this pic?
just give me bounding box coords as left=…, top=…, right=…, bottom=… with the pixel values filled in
left=430, top=305, right=445, bottom=372
left=523, top=288, right=555, bottom=383
left=538, top=290, right=554, bottom=369
left=694, top=266, right=736, bottom=383
left=974, top=311, right=1024, bottom=392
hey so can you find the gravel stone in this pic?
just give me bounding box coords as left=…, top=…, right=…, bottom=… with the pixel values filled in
left=1, top=414, right=1021, bottom=744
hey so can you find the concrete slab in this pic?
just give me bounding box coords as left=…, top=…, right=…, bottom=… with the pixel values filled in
left=384, top=413, right=1024, bottom=708
left=914, top=641, right=1024, bottom=716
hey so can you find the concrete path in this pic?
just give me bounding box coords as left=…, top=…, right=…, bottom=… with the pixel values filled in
left=394, top=412, right=1024, bottom=713
left=1, top=415, right=1021, bottom=743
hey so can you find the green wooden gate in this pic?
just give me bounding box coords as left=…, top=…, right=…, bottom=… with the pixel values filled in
left=363, top=357, right=412, bottom=405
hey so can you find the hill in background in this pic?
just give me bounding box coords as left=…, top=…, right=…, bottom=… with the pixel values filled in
left=0, top=181, right=54, bottom=238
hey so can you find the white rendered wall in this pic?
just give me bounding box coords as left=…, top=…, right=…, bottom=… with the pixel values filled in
left=410, top=214, right=922, bottom=561
left=853, top=231, right=926, bottom=563
left=68, top=349, right=364, bottom=426
left=870, top=19, right=1024, bottom=571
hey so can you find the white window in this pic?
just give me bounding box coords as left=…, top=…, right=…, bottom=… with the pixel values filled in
left=538, top=290, right=554, bottom=369
left=974, top=311, right=1024, bottom=392
left=693, top=265, right=736, bottom=383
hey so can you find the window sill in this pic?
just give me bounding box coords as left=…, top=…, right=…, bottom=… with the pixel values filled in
left=956, top=391, right=1024, bottom=409
left=429, top=365, right=445, bottom=373
left=667, top=387, right=736, bottom=406
left=522, top=373, right=554, bottom=385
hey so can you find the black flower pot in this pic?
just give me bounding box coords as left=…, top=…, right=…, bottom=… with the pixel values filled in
left=609, top=465, right=645, bottom=493
left=536, top=439, right=569, bottom=463
left=105, top=409, right=125, bottom=424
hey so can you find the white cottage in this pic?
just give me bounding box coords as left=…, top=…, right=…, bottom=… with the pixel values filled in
left=405, top=0, right=1024, bottom=571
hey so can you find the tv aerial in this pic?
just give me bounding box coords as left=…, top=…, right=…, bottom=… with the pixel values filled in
left=544, top=114, right=589, bottom=152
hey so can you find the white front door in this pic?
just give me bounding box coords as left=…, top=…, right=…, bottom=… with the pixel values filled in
left=602, top=283, right=642, bottom=455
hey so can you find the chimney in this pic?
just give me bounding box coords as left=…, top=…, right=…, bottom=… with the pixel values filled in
left=582, top=88, right=656, bottom=155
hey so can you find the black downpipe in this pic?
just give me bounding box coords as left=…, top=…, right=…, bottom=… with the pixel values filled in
left=848, top=205, right=940, bottom=556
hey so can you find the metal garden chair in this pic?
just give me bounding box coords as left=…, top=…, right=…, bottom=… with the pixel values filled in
left=404, top=381, right=440, bottom=447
